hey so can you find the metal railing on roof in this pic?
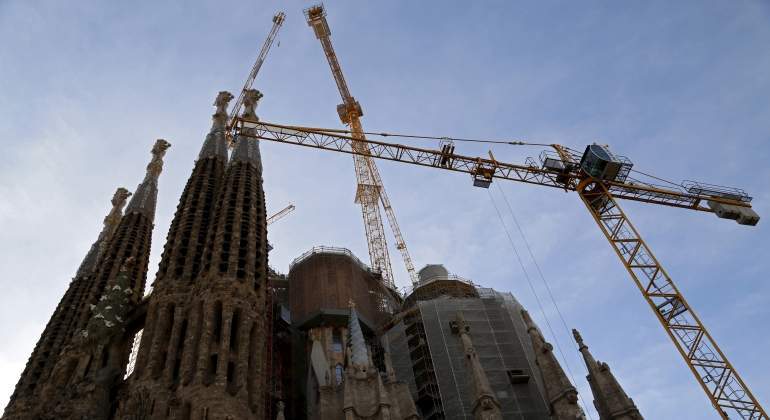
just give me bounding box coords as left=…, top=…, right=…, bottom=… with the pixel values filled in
left=403, top=274, right=477, bottom=296
left=289, top=245, right=374, bottom=273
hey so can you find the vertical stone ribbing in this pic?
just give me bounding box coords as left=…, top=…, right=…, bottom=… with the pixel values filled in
left=2, top=188, right=131, bottom=419
left=129, top=92, right=232, bottom=385
left=77, top=140, right=170, bottom=335
left=176, top=89, right=268, bottom=419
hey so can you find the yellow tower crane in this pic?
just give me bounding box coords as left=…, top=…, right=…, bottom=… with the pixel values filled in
left=304, top=4, right=418, bottom=289
left=267, top=203, right=295, bottom=226
left=233, top=118, right=766, bottom=419
left=227, top=11, right=285, bottom=140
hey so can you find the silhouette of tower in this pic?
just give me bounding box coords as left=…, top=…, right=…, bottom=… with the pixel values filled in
left=2, top=139, right=169, bottom=420
left=119, top=90, right=269, bottom=420
left=3, top=188, right=131, bottom=418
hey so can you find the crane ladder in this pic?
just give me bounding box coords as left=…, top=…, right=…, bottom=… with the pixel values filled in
left=578, top=178, right=767, bottom=420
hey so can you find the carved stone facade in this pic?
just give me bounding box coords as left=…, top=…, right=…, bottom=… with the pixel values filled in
left=3, top=139, right=169, bottom=420
left=117, top=90, right=269, bottom=420
left=314, top=305, right=419, bottom=420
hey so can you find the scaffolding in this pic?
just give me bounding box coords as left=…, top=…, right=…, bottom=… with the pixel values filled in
left=383, top=289, right=552, bottom=419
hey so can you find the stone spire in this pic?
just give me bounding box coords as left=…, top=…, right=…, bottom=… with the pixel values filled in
left=230, top=89, right=263, bottom=170
left=125, top=139, right=171, bottom=221
left=450, top=312, right=503, bottom=420
left=348, top=301, right=369, bottom=370
left=521, top=310, right=586, bottom=419
left=76, top=187, right=132, bottom=277
left=573, top=329, right=643, bottom=420
left=198, top=91, right=233, bottom=160
left=3, top=187, right=131, bottom=419
left=76, top=139, right=170, bottom=335
left=152, top=92, right=233, bottom=290
left=129, top=88, right=270, bottom=419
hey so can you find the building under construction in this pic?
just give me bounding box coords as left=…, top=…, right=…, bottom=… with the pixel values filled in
left=3, top=4, right=768, bottom=420
left=0, top=88, right=641, bottom=419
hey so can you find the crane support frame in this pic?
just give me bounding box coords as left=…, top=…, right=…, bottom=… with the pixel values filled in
left=233, top=117, right=766, bottom=418
left=577, top=179, right=766, bottom=419
left=235, top=119, right=754, bottom=213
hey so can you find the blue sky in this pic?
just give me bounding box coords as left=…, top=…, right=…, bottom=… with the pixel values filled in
left=1, top=1, right=769, bottom=418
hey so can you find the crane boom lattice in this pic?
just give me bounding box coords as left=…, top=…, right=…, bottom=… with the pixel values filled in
left=227, top=11, right=285, bottom=136
left=267, top=204, right=295, bottom=225
left=578, top=179, right=766, bottom=419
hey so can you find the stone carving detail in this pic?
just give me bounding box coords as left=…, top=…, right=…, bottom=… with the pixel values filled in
left=574, top=329, right=644, bottom=420
left=521, top=309, right=586, bottom=419
left=450, top=312, right=503, bottom=420
left=125, top=139, right=171, bottom=219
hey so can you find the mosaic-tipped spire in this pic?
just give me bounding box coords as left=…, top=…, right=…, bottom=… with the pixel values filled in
left=348, top=300, right=369, bottom=369
left=76, top=187, right=132, bottom=277
left=230, top=89, right=263, bottom=169
left=199, top=91, right=233, bottom=160
left=521, top=310, right=586, bottom=419
left=573, top=329, right=643, bottom=420
left=125, top=139, right=171, bottom=221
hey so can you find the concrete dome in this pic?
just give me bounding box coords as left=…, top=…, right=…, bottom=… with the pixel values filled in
left=418, top=264, right=449, bottom=282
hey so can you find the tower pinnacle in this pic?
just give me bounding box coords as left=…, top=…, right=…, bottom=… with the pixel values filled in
left=348, top=301, right=369, bottom=370
left=521, top=310, right=586, bottom=419
left=231, top=89, right=263, bottom=168
left=573, top=329, right=643, bottom=420
left=76, top=187, right=132, bottom=277
left=125, top=139, right=171, bottom=220
left=199, top=91, right=233, bottom=160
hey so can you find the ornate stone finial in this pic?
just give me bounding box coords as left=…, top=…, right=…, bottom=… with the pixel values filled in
left=230, top=90, right=264, bottom=167
left=214, top=91, right=234, bottom=115
left=126, top=139, right=171, bottom=219
left=147, top=139, right=171, bottom=180
left=102, top=188, right=131, bottom=236
left=572, top=328, right=585, bottom=348
left=111, top=188, right=132, bottom=208
left=241, top=89, right=263, bottom=120
left=212, top=91, right=234, bottom=129
left=200, top=92, right=232, bottom=159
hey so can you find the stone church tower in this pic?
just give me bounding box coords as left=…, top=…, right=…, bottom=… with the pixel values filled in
left=117, top=89, right=269, bottom=420
left=3, top=139, right=170, bottom=420
left=3, top=187, right=130, bottom=418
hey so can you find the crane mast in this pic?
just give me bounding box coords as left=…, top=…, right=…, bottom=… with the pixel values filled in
left=304, top=4, right=418, bottom=287
left=227, top=11, right=285, bottom=137
left=234, top=118, right=766, bottom=419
